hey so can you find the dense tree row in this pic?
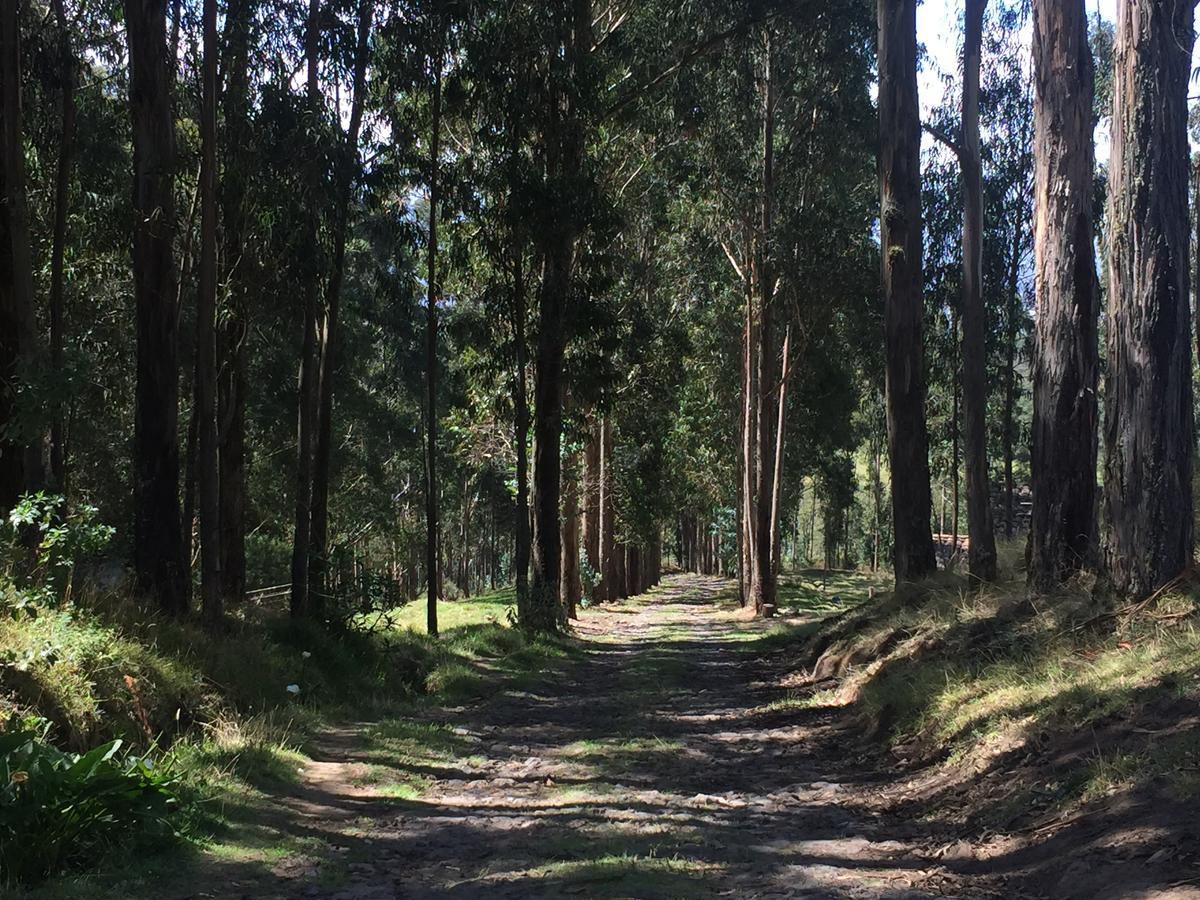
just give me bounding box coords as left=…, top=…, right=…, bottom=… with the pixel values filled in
left=0, top=0, right=1195, bottom=643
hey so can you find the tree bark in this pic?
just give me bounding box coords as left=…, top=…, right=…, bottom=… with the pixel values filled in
left=582, top=418, right=600, bottom=593
left=529, top=257, right=570, bottom=628
left=0, top=0, right=48, bottom=501
left=125, top=0, right=185, bottom=614
left=526, top=0, right=590, bottom=633
left=424, top=39, right=443, bottom=635
left=311, top=0, right=373, bottom=611
left=751, top=27, right=778, bottom=617
left=1195, top=159, right=1200, bottom=370
left=1103, top=0, right=1195, bottom=600
left=598, top=415, right=615, bottom=602
left=734, top=247, right=753, bottom=609
left=1002, top=240, right=1019, bottom=541
left=290, top=0, right=322, bottom=619
left=769, top=323, right=791, bottom=577
left=1029, top=0, right=1101, bottom=593
left=197, top=0, right=222, bottom=625
left=218, top=0, right=252, bottom=604
left=739, top=277, right=755, bottom=605
left=560, top=452, right=581, bottom=618
left=877, top=0, right=937, bottom=584
left=951, top=308, right=959, bottom=554
left=48, top=0, right=76, bottom=492
left=512, top=228, right=531, bottom=613
left=960, top=0, right=997, bottom=583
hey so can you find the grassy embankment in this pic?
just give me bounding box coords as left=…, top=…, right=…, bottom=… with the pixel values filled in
left=2, top=583, right=577, bottom=896
left=769, top=547, right=1200, bottom=828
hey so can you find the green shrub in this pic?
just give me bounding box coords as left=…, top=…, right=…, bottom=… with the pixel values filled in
left=3, top=493, right=115, bottom=609
left=0, top=716, right=180, bottom=886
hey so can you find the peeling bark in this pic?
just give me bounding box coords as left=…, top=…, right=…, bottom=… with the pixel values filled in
left=1028, top=0, right=1100, bottom=592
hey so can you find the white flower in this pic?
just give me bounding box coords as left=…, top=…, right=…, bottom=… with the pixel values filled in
left=301, top=651, right=312, bottom=659
left=286, top=684, right=301, bottom=695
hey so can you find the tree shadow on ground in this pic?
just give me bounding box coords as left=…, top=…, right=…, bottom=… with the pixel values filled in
left=62, top=572, right=1199, bottom=900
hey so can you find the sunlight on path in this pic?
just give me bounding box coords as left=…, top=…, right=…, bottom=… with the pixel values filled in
left=196, top=574, right=997, bottom=899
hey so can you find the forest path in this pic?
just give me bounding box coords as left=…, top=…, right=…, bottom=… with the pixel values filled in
left=219, top=574, right=1002, bottom=899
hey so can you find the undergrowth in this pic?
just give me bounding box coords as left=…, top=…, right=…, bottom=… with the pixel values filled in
left=2, top=565, right=574, bottom=893
left=795, top=548, right=1200, bottom=824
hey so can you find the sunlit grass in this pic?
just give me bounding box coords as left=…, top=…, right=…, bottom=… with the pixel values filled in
left=527, top=851, right=718, bottom=897
left=386, top=586, right=516, bottom=633
left=794, top=550, right=1200, bottom=813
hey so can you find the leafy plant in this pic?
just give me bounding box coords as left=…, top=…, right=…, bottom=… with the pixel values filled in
left=0, top=716, right=180, bottom=885
left=2, top=493, right=115, bottom=612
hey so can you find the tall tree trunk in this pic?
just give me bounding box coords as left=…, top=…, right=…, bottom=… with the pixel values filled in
left=741, top=237, right=758, bottom=606
left=48, top=0, right=75, bottom=492
left=877, top=0, right=937, bottom=584
left=218, top=0, right=252, bottom=604
left=582, top=418, right=600, bottom=592
left=512, top=229, right=531, bottom=613
left=196, top=0, right=221, bottom=625
left=1195, top=158, right=1200, bottom=369
left=808, top=477, right=818, bottom=562
left=614, top=542, right=627, bottom=599
left=769, top=324, right=791, bottom=577
left=180, top=381, right=198, bottom=608
left=1002, top=248, right=1019, bottom=541
left=871, top=435, right=884, bottom=570
left=529, top=256, right=570, bottom=628
left=598, top=415, right=615, bottom=602
left=950, top=309, right=959, bottom=554
left=1029, top=0, right=1102, bottom=594
left=178, top=179, right=201, bottom=610
left=1103, top=0, right=1194, bottom=599
left=736, top=294, right=748, bottom=601
left=526, top=0, right=590, bottom=632
left=290, top=0, right=321, bottom=619
left=1, top=1, right=47, bottom=501
left=751, top=26, right=778, bottom=617
left=424, top=40, right=443, bottom=635
left=311, top=0, right=373, bottom=611
left=560, top=452, right=581, bottom=619
left=125, top=0, right=184, bottom=614
left=461, top=473, right=472, bottom=597
left=960, top=0, right=997, bottom=583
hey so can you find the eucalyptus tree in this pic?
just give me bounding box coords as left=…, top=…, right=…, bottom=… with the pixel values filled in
left=1028, top=0, right=1099, bottom=592
left=1104, top=0, right=1194, bottom=599
left=0, top=0, right=47, bottom=510
left=290, top=0, right=375, bottom=620
left=980, top=3, right=1034, bottom=544
left=958, top=0, right=997, bottom=582
left=124, top=0, right=185, bottom=614
left=310, top=0, right=375, bottom=618
left=218, top=0, right=255, bottom=603
left=197, top=0, right=220, bottom=623
left=455, top=3, right=537, bottom=611
left=290, top=0, right=323, bottom=618
left=47, top=0, right=75, bottom=492
left=877, top=0, right=936, bottom=584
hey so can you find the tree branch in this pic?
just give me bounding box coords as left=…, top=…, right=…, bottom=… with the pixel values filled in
left=923, top=121, right=965, bottom=161
left=602, top=12, right=778, bottom=122
left=720, top=241, right=745, bottom=282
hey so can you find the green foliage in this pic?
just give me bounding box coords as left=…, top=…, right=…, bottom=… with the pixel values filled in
left=0, top=716, right=180, bottom=886
left=2, top=495, right=114, bottom=610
